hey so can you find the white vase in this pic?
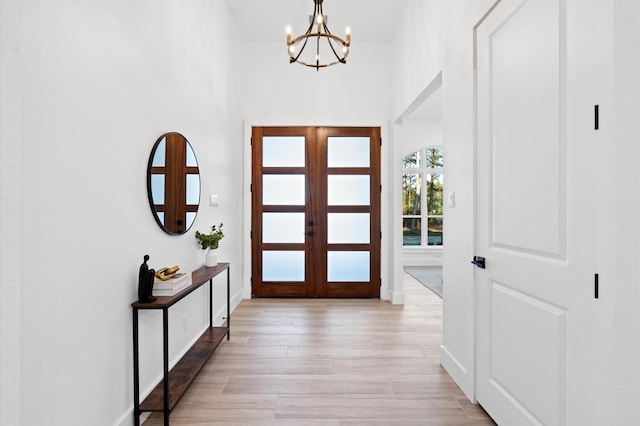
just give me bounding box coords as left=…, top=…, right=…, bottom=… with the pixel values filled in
left=205, top=249, right=218, bottom=267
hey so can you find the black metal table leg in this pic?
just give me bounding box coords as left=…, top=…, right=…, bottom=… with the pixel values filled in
left=163, top=307, right=169, bottom=426
left=133, top=308, right=140, bottom=426
left=209, top=278, right=213, bottom=328
left=227, top=267, right=230, bottom=340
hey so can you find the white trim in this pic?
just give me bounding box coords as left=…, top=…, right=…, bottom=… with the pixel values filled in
left=395, top=71, right=443, bottom=125
left=391, top=290, right=405, bottom=305
left=440, top=344, right=475, bottom=402
left=242, top=121, right=252, bottom=300
left=116, top=411, right=149, bottom=426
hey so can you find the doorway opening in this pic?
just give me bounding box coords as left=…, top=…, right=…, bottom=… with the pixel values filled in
left=402, top=146, right=444, bottom=297
left=395, top=72, right=444, bottom=300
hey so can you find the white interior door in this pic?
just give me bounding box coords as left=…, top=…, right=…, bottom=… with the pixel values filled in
left=475, top=0, right=602, bottom=424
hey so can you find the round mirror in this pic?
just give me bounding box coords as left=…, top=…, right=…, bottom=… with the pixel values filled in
left=147, top=132, right=200, bottom=235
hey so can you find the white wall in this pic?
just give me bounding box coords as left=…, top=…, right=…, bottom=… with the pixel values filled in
left=239, top=42, right=391, bottom=124
left=238, top=41, right=395, bottom=299
left=0, top=1, right=23, bottom=425
left=390, top=0, right=494, bottom=399
left=390, top=0, right=443, bottom=120
left=1, top=0, right=243, bottom=424
left=438, top=0, right=497, bottom=400
left=610, top=0, right=640, bottom=422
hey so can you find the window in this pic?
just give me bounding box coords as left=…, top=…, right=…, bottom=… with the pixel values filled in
left=402, top=147, right=443, bottom=246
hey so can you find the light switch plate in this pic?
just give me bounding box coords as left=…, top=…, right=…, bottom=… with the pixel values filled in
left=448, top=191, right=455, bottom=208
left=209, top=194, right=218, bottom=207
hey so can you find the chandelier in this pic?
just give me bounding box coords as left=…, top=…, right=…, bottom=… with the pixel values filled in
left=286, top=0, right=351, bottom=71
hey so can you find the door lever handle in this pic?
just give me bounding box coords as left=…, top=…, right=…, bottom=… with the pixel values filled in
left=305, top=231, right=314, bottom=236
left=471, top=256, right=486, bottom=269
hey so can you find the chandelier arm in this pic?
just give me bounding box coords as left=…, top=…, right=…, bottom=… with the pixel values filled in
left=291, top=33, right=347, bottom=45
left=304, top=13, right=315, bottom=36
left=291, top=36, right=311, bottom=63
left=325, top=33, right=346, bottom=63
left=296, top=59, right=340, bottom=68
left=289, top=34, right=349, bottom=58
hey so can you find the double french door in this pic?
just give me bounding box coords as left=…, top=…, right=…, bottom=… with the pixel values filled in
left=251, top=126, right=381, bottom=298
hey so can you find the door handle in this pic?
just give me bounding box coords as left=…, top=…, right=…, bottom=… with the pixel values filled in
left=471, top=256, right=486, bottom=269
left=305, top=231, right=314, bottom=236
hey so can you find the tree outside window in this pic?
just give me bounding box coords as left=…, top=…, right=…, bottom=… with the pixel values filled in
left=402, top=147, right=443, bottom=246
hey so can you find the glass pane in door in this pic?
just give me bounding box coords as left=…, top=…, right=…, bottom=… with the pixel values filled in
left=327, top=175, right=370, bottom=205
left=263, top=175, right=305, bottom=205
left=327, top=251, right=370, bottom=281
left=263, top=213, right=305, bottom=243
left=328, top=213, right=370, bottom=244
left=327, top=137, right=370, bottom=167
left=263, top=136, right=305, bottom=167
left=263, top=251, right=305, bottom=281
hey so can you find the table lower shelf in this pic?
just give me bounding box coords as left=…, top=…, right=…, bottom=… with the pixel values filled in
left=139, top=326, right=229, bottom=412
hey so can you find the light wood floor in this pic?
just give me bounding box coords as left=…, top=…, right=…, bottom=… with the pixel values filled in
left=145, top=274, right=495, bottom=425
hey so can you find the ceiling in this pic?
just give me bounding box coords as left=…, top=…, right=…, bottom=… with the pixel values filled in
left=225, top=0, right=442, bottom=122
left=225, top=0, right=410, bottom=43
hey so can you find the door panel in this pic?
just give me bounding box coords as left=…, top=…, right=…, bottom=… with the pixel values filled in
left=252, top=126, right=380, bottom=298
left=476, top=0, right=600, bottom=424
left=489, top=0, right=566, bottom=259
left=490, top=283, right=567, bottom=424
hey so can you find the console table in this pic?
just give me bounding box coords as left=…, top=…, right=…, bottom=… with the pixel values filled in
left=131, top=263, right=230, bottom=426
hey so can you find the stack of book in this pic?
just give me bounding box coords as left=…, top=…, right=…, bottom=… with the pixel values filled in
left=152, top=272, right=192, bottom=296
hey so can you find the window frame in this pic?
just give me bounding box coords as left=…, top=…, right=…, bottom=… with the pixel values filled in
left=402, top=146, right=444, bottom=248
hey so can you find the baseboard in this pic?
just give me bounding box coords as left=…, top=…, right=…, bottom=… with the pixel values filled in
left=230, top=287, right=244, bottom=312
left=116, top=410, right=148, bottom=426
left=440, top=344, right=475, bottom=402
left=243, top=286, right=252, bottom=299
left=391, top=290, right=405, bottom=304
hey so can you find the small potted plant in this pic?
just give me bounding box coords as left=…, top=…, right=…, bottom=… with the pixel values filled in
left=195, top=223, right=224, bottom=267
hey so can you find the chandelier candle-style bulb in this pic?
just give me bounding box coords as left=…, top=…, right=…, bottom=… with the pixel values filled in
left=286, top=0, right=350, bottom=71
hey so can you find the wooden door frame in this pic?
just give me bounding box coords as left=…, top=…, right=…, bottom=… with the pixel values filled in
left=248, top=123, right=382, bottom=302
